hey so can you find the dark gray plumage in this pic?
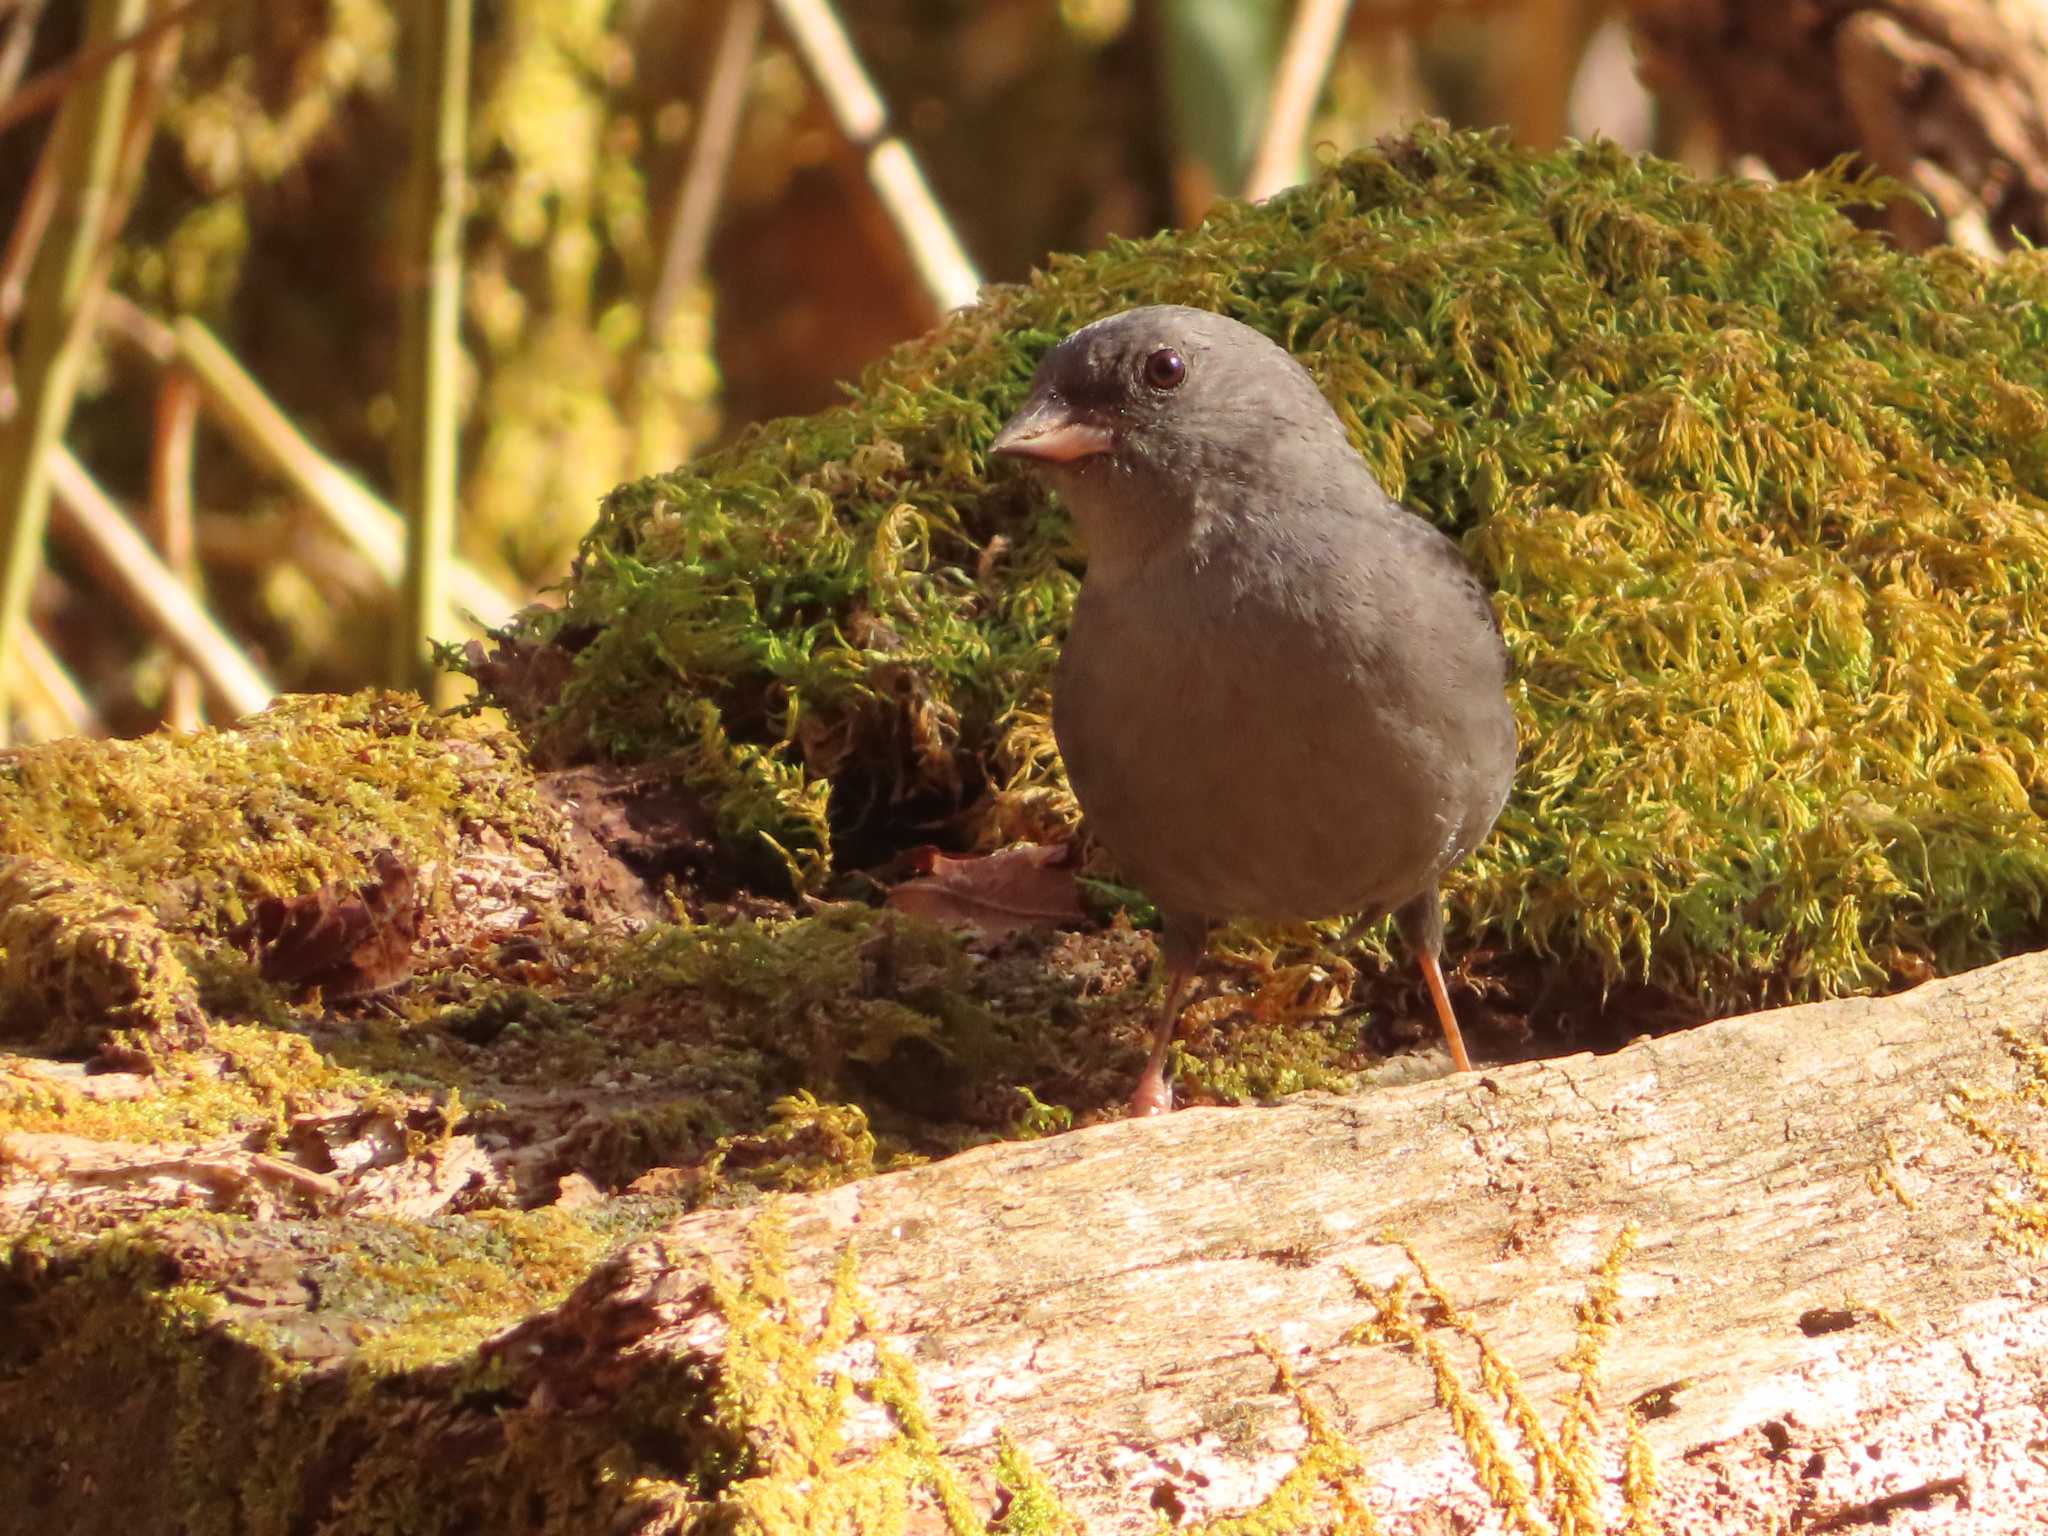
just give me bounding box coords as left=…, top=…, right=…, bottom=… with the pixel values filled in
left=990, top=305, right=1516, bottom=1114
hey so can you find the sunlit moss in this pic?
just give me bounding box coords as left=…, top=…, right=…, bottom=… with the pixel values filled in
left=1944, top=1022, right=2048, bottom=1256
left=0, top=691, right=541, bottom=934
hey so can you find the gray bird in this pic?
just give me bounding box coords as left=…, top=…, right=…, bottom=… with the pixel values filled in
left=990, top=305, right=1516, bottom=1115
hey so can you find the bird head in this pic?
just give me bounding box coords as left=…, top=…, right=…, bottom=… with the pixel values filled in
left=990, top=305, right=1355, bottom=574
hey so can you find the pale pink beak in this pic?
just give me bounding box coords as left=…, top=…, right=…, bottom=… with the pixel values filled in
left=991, top=395, right=1115, bottom=463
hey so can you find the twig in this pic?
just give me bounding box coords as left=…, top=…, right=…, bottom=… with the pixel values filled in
left=1794, top=1475, right=1968, bottom=1533
left=648, top=0, right=762, bottom=341
left=14, top=623, right=93, bottom=739
left=149, top=363, right=200, bottom=728
left=392, top=0, right=472, bottom=700
left=1490, top=0, right=1584, bottom=150
left=0, top=0, right=49, bottom=112
left=769, top=0, right=979, bottom=311
left=0, top=0, right=147, bottom=745
left=118, top=306, right=517, bottom=630
left=0, top=0, right=212, bottom=136
left=1244, top=0, right=1356, bottom=201
left=48, top=444, right=272, bottom=718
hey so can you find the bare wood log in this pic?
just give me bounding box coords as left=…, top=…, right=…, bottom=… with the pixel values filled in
left=1624, top=0, right=2048, bottom=251
left=491, top=951, right=2048, bottom=1531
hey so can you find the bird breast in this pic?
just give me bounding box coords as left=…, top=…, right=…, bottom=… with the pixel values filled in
left=1052, top=531, right=1500, bottom=926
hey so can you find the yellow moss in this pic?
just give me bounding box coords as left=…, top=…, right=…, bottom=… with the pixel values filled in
left=1866, top=1134, right=1920, bottom=1210
left=0, top=1208, right=689, bottom=1536
left=0, top=692, right=542, bottom=933
left=1943, top=1023, right=2048, bottom=1256
left=696, top=1212, right=1386, bottom=1533
left=0, top=1022, right=377, bottom=1144
left=0, top=855, right=208, bottom=1056
left=1346, top=1228, right=1659, bottom=1536
left=1188, top=1339, right=1382, bottom=1536
left=296, top=1206, right=623, bottom=1372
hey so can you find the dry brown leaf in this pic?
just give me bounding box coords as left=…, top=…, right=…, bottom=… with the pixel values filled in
left=883, top=842, right=1085, bottom=946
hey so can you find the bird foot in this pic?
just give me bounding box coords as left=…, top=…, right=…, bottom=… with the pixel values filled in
left=1128, top=1071, right=1174, bottom=1116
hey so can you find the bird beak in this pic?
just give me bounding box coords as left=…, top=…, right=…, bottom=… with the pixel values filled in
left=990, top=393, right=1114, bottom=464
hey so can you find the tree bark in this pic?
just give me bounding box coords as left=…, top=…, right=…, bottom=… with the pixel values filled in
left=1624, top=0, right=2048, bottom=251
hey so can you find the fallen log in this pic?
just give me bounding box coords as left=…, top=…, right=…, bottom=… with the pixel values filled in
left=13, top=950, right=2044, bottom=1533
left=488, top=947, right=2048, bottom=1531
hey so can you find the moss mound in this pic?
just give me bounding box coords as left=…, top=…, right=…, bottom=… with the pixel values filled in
left=0, top=691, right=540, bottom=933
left=488, top=124, right=2048, bottom=1010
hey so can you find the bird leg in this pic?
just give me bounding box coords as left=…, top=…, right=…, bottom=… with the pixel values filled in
left=1417, top=948, right=1473, bottom=1074
left=1132, top=911, right=1208, bottom=1116
left=1394, top=890, right=1474, bottom=1074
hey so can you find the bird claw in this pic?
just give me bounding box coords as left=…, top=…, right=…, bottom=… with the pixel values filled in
left=1129, top=1073, right=1174, bottom=1116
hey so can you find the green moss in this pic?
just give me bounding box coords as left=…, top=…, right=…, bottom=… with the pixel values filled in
left=249, top=1203, right=677, bottom=1371
left=486, top=124, right=2048, bottom=1010
left=0, top=690, right=543, bottom=936
left=0, top=689, right=558, bottom=1091
left=0, top=855, right=208, bottom=1056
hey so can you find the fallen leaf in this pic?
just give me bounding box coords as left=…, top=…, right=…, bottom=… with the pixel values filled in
left=250, top=849, right=418, bottom=997
left=884, top=843, right=1085, bottom=946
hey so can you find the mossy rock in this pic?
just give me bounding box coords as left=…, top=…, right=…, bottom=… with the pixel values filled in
left=484, top=123, right=2048, bottom=1014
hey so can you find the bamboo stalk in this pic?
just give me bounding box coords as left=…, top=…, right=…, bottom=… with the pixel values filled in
left=1244, top=0, right=1356, bottom=201
left=125, top=309, right=516, bottom=630
left=48, top=444, right=271, bottom=718
left=5, top=6, right=176, bottom=400
left=0, top=131, right=57, bottom=420
left=0, top=0, right=210, bottom=135
left=148, top=363, right=200, bottom=728
left=648, top=0, right=763, bottom=342
left=0, top=0, right=147, bottom=746
left=392, top=0, right=473, bottom=700
left=770, top=0, right=979, bottom=312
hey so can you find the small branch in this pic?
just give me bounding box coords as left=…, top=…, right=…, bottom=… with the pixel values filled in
left=0, top=0, right=148, bottom=745
left=0, top=0, right=49, bottom=113
left=48, top=444, right=272, bottom=719
left=1795, top=1475, right=1968, bottom=1533
left=1244, top=0, right=1356, bottom=201
left=648, top=0, right=763, bottom=342
left=13, top=622, right=93, bottom=740
left=392, top=0, right=473, bottom=700
left=0, top=0, right=211, bottom=136
left=769, top=0, right=979, bottom=312
left=148, top=363, right=200, bottom=729
left=111, top=306, right=517, bottom=630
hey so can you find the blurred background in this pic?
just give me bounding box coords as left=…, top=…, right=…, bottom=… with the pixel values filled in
left=3, top=0, right=2044, bottom=743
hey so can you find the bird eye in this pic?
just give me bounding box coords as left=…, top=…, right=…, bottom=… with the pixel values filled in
left=1142, top=348, right=1186, bottom=392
